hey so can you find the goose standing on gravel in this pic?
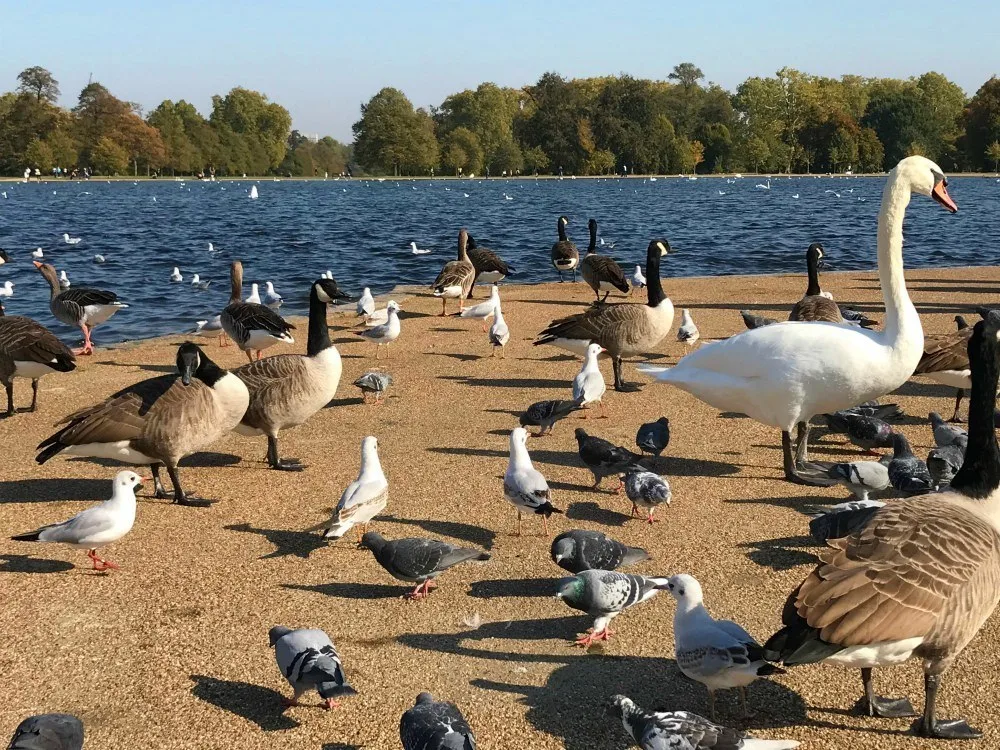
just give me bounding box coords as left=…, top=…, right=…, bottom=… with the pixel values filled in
left=536, top=240, right=674, bottom=391
left=459, top=283, right=500, bottom=331
left=914, top=315, right=972, bottom=422
left=323, top=436, right=388, bottom=540
left=0, top=300, right=76, bottom=416
left=430, top=229, right=475, bottom=315
left=34, top=261, right=128, bottom=355
left=788, top=243, right=842, bottom=323
left=581, top=219, right=629, bottom=302
left=764, top=312, right=1000, bottom=740
left=356, top=300, right=400, bottom=359
left=234, top=278, right=344, bottom=471
left=35, top=342, right=249, bottom=507
left=550, top=215, right=579, bottom=282
left=263, top=281, right=283, bottom=309
left=466, top=234, right=514, bottom=297
left=220, top=261, right=297, bottom=362
left=641, top=157, right=958, bottom=484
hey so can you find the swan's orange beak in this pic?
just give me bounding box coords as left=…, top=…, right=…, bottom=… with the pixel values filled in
left=932, top=181, right=958, bottom=213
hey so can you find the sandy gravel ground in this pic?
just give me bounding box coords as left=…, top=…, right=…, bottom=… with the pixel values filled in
left=1, top=266, right=999, bottom=749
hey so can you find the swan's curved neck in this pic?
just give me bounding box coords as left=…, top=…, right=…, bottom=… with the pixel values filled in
left=877, top=174, right=920, bottom=346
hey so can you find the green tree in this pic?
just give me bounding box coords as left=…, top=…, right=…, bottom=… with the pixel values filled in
left=210, top=87, right=291, bottom=172
left=668, top=63, right=704, bottom=89
left=441, top=126, right=483, bottom=174
left=689, top=140, right=705, bottom=174
left=16, top=66, right=59, bottom=103
left=962, top=77, right=1000, bottom=171
left=353, top=87, right=438, bottom=175
left=24, top=137, right=53, bottom=170
left=522, top=145, right=549, bottom=174
left=90, top=136, right=129, bottom=174
left=987, top=141, right=1000, bottom=173
left=46, top=128, right=77, bottom=167
left=856, top=128, right=885, bottom=172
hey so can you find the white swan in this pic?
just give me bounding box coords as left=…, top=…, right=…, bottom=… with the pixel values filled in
left=249, top=185, right=259, bottom=200
left=755, top=179, right=771, bottom=190
left=640, top=156, right=957, bottom=483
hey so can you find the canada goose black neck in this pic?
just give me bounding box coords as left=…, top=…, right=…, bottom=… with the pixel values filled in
left=307, top=280, right=335, bottom=357
left=557, top=217, right=568, bottom=242
left=956, top=315, right=969, bottom=331
left=587, top=219, right=597, bottom=254
left=950, top=316, right=1000, bottom=498
left=176, top=342, right=226, bottom=387
left=229, top=261, right=244, bottom=304
left=805, top=244, right=823, bottom=297
left=644, top=240, right=668, bottom=307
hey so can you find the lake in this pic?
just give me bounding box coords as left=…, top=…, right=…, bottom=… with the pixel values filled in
left=0, top=174, right=997, bottom=343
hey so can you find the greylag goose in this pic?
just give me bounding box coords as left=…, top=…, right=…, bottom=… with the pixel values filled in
left=220, top=261, right=297, bottom=362
left=580, top=218, right=629, bottom=302
left=34, top=261, right=127, bottom=355
left=430, top=229, right=475, bottom=315
left=550, top=215, right=579, bottom=282
left=0, top=300, right=76, bottom=415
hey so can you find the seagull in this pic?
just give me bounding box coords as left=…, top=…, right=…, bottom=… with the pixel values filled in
left=665, top=574, right=785, bottom=720
left=170, top=267, right=183, bottom=283
left=489, top=306, right=509, bottom=358
left=191, top=315, right=224, bottom=342
left=400, top=692, right=476, bottom=750
left=268, top=626, right=355, bottom=710
left=519, top=398, right=582, bottom=437
left=359, top=531, right=490, bottom=599
left=463, top=193, right=469, bottom=198
left=557, top=569, right=668, bottom=649
left=504, top=427, right=562, bottom=535
left=93, top=255, right=106, bottom=264
left=32, top=248, right=44, bottom=259
left=324, top=436, right=388, bottom=540
left=245, top=283, right=262, bottom=304
left=755, top=179, right=771, bottom=190
left=792, top=193, right=799, bottom=199
left=249, top=185, right=259, bottom=199
left=825, top=190, right=841, bottom=198
left=550, top=529, right=649, bottom=574
left=676, top=309, right=699, bottom=345
left=459, top=284, right=500, bottom=331
left=630, top=265, right=646, bottom=294
left=621, top=470, right=671, bottom=523
left=353, top=371, right=392, bottom=404
left=10, top=470, right=144, bottom=571
left=410, top=241, right=432, bottom=255
left=207, top=242, right=220, bottom=254
left=58, top=270, right=71, bottom=290
left=355, top=300, right=400, bottom=358
left=573, top=343, right=606, bottom=418
left=599, top=237, right=617, bottom=249
left=190, top=274, right=212, bottom=290
left=263, top=281, right=282, bottom=309
left=503, top=193, right=513, bottom=200
left=0, top=281, right=13, bottom=298
left=356, top=287, right=375, bottom=320
left=718, top=190, right=727, bottom=196
left=63, top=233, right=82, bottom=245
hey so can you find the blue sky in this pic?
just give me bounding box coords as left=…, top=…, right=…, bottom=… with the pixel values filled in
left=2, top=1, right=997, bottom=141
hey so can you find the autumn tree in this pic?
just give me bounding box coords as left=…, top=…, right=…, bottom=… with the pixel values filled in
left=16, top=66, right=59, bottom=103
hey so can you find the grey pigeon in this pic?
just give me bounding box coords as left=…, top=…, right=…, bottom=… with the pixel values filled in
left=7, top=714, right=84, bottom=750
left=268, top=626, right=356, bottom=710
left=740, top=310, right=778, bottom=329
left=608, top=695, right=799, bottom=750
left=550, top=530, right=650, bottom=574
left=839, top=307, right=878, bottom=328
left=822, top=401, right=902, bottom=428
left=825, top=460, right=890, bottom=501
left=519, top=398, right=582, bottom=436
left=575, top=428, right=644, bottom=489
left=621, top=470, right=672, bottom=523
left=927, top=444, right=964, bottom=489
left=400, top=692, right=476, bottom=750
left=808, top=499, right=885, bottom=542
left=887, top=433, right=932, bottom=495
left=353, top=371, right=392, bottom=404
left=635, top=417, right=670, bottom=464
left=824, top=412, right=895, bottom=453
left=929, top=411, right=968, bottom=450
left=556, top=569, right=667, bottom=649
left=360, top=531, right=490, bottom=599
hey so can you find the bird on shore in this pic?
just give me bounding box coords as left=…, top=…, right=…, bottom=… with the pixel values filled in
left=34, top=261, right=127, bottom=355
left=459, top=284, right=500, bottom=331
left=356, top=300, right=400, bottom=358
left=621, top=470, right=671, bottom=523
left=550, top=529, right=649, bottom=574
left=220, top=261, right=297, bottom=362
left=788, top=243, right=842, bottom=323
left=324, top=436, right=388, bottom=540
left=676, top=308, right=699, bottom=345
left=6, top=713, right=84, bottom=750
left=519, top=398, right=582, bottom=437
left=400, top=693, right=476, bottom=750
left=245, top=283, right=262, bottom=304
left=191, top=315, right=224, bottom=343
left=357, top=287, right=375, bottom=320
left=808, top=499, right=885, bottom=543
left=828, top=412, right=895, bottom=455
left=886, top=433, right=932, bottom=495
left=576, top=428, right=643, bottom=489
left=504, top=427, right=561, bottom=535
left=0, top=299, right=76, bottom=415
left=630, top=265, right=646, bottom=295
left=825, top=461, right=889, bottom=501
left=359, top=532, right=490, bottom=599
left=635, top=417, right=670, bottom=465
left=572, top=343, right=606, bottom=417
left=170, top=267, right=183, bottom=283
left=914, top=315, right=972, bottom=422
left=268, top=626, right=356, bottom=710
left=550, top=215, right=579, bottom=282
left=929, top=411, right=968, bottom=450
left=431, top=229, right=475, bottom=315
left=263, top=281, right=283, bottom=309
left=63, top=233, right=82, bottom=245
left=11, top=470, right=143, bottom=571
left=488, top=306, right=509, bottom=357
left=353, top=371, right=392, bottom=404
left=927, top=444, right=963, bottom=489
left=557, top=569, right=668, bottom=649
left=580, top=218, right=629, bottom=302
left=466, top=234, right=514, bottom=297
left=58, top=270, right=71, bottom=290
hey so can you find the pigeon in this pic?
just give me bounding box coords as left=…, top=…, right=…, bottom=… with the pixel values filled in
left=621, top=470, right=672, bottom=523
left=58, top=270, right=71, bottom=290
left=635, top=417, right=670, bottom=464
left=557, top=569, right=668, bottom=649
left=608, top=695, right=799, bottom=750
left=360, top=531, right=490, bottom=599
left=400, top=692, right=476, bottom=750
left=356, top=300, right=400, bottom=358
left=825, top=460, right=890, bottom=501
left=927, top=444, right=964, bottom=489
left=6, top=713, right=84, bottom=750
left=808, top=499, right=885, bottom=542
left=677, top=309, right=699, bottom=345
left=353, top=371, right=392, bottom=404
left=575, top=428, right=644, bottom=489
left=929, top=411, right=968, bottom=450
left=551, top=530, right=649, bottom=574
left=740, top=310, right=778, bottom=329
left=887, top=433, right=932, bottom=495
left=263, top=281, right=283, bottom=309
left=572, top=343, right=606, bottom=417
left=63, top=233, right=82, bottom=245
left=11, top=470, right=143, bottom=571
left=519, top=398, right=583, bottom=437
left=665, top=574, right=785, bottom=720
left=170, top=266, right=183, bottom=282
left=504, top=427, right=562, bottom=535
left=825, top=413, right=895, bottom=454
left=488, top=306, right=509, bottom=357
left=93, top=254, right=106, bottom=264
left=324, top=436, right=388, bottom=540
left=824, top=401, right=903, bottom=426
left=839, top=307, right=878, bottom=328
left=268, top=626, right=356, bottom=710
left=630, top=265, right=646, bottom=293
left=357, top=287, right=375, bottom=319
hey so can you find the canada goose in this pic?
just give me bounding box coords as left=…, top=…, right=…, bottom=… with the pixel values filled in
left=536, top=240, right=674, bottom=391
left=430, top=229, right=475, bottom=315
left=0, top=301, right=76, bottom=415
left=640, top=157, right=958, bottom=484
left=233, top=278, right=344, bottom=471
left=788, top=243, right=842, bottom=323
left=34, top=261, right=128, bottom=355
left=914, top=315, right=972, bottom=422
left=580, top=219, right=629, bottom=302
left=35, top=342, right=250, bottom=507
left=764, top=312, right=1000, bottom=740
left=550, top=215, right=579, bottom=282
left=466, top=234, right=514, bottom=297
left=220, top=261, right=298, bottom=362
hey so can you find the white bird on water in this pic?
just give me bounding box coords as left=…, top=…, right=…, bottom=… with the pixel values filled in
left=32, top=248, right=43, bottom=259
left=0, top=281, right=14, bottom=298
left=170, top=267, right=183, bottom=283
left=263, top=281, right=283, bottom=309
left=245, top=283, right=262, bottom=304
left=63, top=233, right=82, bottom=245
left=755, top=179, right=771, bottom=190
left=410, top=241, right=431, bottom=255
left=249, top=185, right=259, bottom=200
left=94, top=254, right=106, bottom=264
left=190, top=274, right=212, bottom=290
left=58, top=270, right=71, bottom=290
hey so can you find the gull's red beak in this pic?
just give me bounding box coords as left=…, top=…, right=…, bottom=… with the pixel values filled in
left=932, top=181, right=958, bottom=213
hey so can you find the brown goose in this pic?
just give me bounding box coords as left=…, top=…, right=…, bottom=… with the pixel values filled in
left=580, top=219, right=629, bottom=302
left=550, top=216, right=579, bottom=282
left=234, top=278, right=343, bottom=471
left=788, top=243, right=842, bottom=323
left=220, top=261, right=297, bottom=363
left=466, top=235, right=514, bottom=299
left=536, top=240, right=674, bottom=391
left=34, top=261, right=128, bottom=355
left=35, top=342, right=249, bottom=506
left=913, top=315, right=972, bottom=422
left=0, top=301, right=76, bottom=416
left=764, top=312, right=1000, bottom=740
left=430, top=229, right=475, bottom=315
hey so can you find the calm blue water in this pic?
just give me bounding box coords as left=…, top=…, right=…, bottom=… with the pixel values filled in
left=0, top=175, right=997, bottom=343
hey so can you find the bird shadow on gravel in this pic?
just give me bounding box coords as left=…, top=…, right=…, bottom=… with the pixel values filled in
left=224, top=523, right=329, bottom=559
left=281, top=582, right=406, bottom=600
left=63, top=452, right=241, bottom=469
left=725, top=493, right=834, bottom=511
left=566, top=501, right=631, bottom=527
left=468, top=577, right=562, bottom=598
left=189, top=675, right=299, bottom=731
left=657, top=456, right=740, bottom=477
left=438, top=375, right=570, bottom=389
left=0, top=477, right=108, bottom=504
left=427, top=446, right=579, bottom=469
left=0, top=554, right=74, bottom=574
left=740, top=535, right=820, bottom=571
left=398, top=625, right=808, bottom=750
left=381, top=515, right=496, bottom=550
left=94, top=360, right=177, bottom=374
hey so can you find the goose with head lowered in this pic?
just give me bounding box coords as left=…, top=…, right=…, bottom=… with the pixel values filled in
left=35, top=342, right=249, bottom=507
left=580, top=218, right=629, bottom=302
left=536, top=240, right=674, bottom=392
left=430, top=229, right=475, bottom=316
left=550, top=215, right=579, bottom=282
left=788, top=243, right=842, bottom=323
left=220, top=261, right=299, bottom=363
left=34, top=261, right=128, bottom=355
left=0, top=299, right=76, bottom=416
left=641, top=156, right=957, bottom=484
left=764, top=311, right=1000, bottom=740
left=233, top=278, right=344, bottom=471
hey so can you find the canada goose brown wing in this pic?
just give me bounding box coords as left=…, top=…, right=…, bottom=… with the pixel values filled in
left=551, top=240, right=578, bottom=264
left=915, top=328, right=972, bottom=375
left=538, top=304, right=651, bottom=353
left=793, top=497, right=1000, bottom=646
left=468, top=247, right=510, bottom=275
left=789, top=295, right=843, bottom=323
left=234, top=355, right=309, bottom=430
left=0, top=316, right=75, bottom=370
left=582, top=254, right=630, bottom=293
left=133, top=379, right=222, bottom=457
left=431, top=260, right=475, bottom=291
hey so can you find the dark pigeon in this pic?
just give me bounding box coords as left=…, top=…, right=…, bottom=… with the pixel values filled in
left=887, top=433, right=932, bottom=495
left=635, top=417, right=670, bottom=463
left=575, top=428, right=644, bottom=489
left=740, top=310, right=778, bottom=329
left=519, top=398, right=582, bottom=436
left=808, top=499, right=884, bottom=542
left=400, top=692, right=476, bottom=750
left=359, top=532, right=490, bottom=599
left=7, top=714, right=84, bottom=750
left=839, top=307, right=879, bottom=328
left=927, top=444, right=964, bottom=489
left=550, top=529, right=650, bottom=574
left=824, top=412, right=895, bottom=453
